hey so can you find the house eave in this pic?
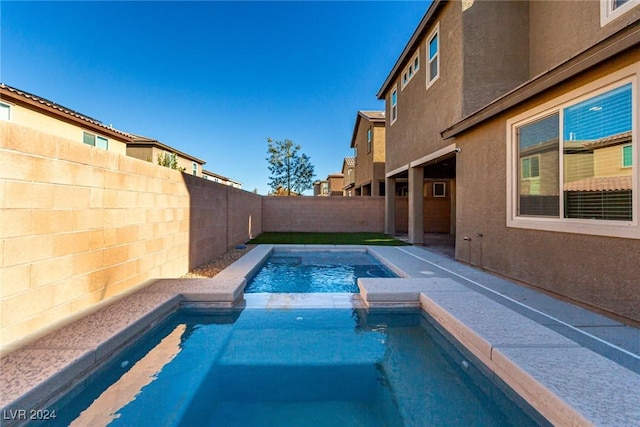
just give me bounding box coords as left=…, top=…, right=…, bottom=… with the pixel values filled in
left=0, top=83, right=134, bottom=141
left=376, top=0, right=443, bottom=100
left=129, top=136, right=206, bottom=165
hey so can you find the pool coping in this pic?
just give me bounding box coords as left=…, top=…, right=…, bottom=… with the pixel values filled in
left=1, top=244, right=638, bottom=426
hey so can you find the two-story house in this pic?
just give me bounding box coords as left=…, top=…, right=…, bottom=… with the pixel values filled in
left=127, top=135, right=206, bottom=177
left=0, top=83, right=132, bottom=154
left=313, top=173, right=344, bottom=196
left=341, top=157, right=355, bottom=196
left=378, top=0, right=640, bottom=323
left=350, top=111, right=387, bottom=197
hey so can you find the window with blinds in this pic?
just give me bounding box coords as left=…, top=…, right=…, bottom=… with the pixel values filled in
left=515, top=82, right=633, bottom=222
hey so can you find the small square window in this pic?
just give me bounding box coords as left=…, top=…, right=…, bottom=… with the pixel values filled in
left=622, top=144, right=632, bottom=168
left=433, top=182, right=446, bottom=197
left=96, top=136, right=108, bottom=150
left=0, top=102, right=11, bottom=121
left=83, top=132, right=95, bottom=146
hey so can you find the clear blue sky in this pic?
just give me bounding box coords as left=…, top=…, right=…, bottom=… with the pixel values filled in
left=1, top=1, right=429, bottom=194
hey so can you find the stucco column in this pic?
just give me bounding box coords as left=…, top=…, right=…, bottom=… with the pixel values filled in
left=408, top=166, right=424, bottom=244
left=372, top=180, right=379, bottom=197
left=385, top=177, right=396, bottom=235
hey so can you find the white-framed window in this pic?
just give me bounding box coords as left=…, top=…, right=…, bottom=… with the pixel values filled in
left=433, top=181, right=446, bottom=197
left=83, top=131, right=108, bottom=150
left=367, top=127, right=372, bottom=153
left=506, top=64, right=638, bottom=238
left=600, top=0, right=640, bottom=26
left=192, top=162, right=197, bottom=176
left=427, top=23, right=440, bottom=88
left=401, top=51, right=420, bottom=89
left=391, top=86, right=398, bottom=125
left=521, top=155, right=541, bottom=179
left=622, top=144, right=633, bottom=168
left=0, top=102, right=11, bottom=121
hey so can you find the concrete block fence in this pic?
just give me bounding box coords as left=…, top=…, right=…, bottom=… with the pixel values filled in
left=0, top=123, right=385, bottom=352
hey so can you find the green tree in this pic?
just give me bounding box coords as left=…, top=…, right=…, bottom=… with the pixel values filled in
left=266, top=138, right=315, bottom=196
left=157, top=152, right=185, bottom=172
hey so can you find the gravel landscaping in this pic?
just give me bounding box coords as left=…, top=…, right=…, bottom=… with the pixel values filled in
left=182, top=245, right=256, bottom=278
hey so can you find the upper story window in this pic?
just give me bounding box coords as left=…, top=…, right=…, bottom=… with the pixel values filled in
left=391, top=87, right=398, bottom=125
left=427, top=24, right=440, bottom=88
left=622, top=144, right=633, bottom=167
left=367, top=127, right=372, bottom=153
left=192, top=162, right=197, bottom=176
left=507, top=66, right=637, bottom=239
left=83, top=131, right=108, bottom=150
left=0, top=102, right=11, bottom=121
left=601, top=0, right=640, bottom=25
left=401, top=51, right=420, bottom=89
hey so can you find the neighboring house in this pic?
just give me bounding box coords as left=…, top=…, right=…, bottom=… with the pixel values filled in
left=127, top=135, right=206, bottom=177
left=313, top=179, right=330, bottom=196
left=202, top=169, right=242, bottom=189
left=0, top=83, right=131, bottom=154
left=377, top=0, right=640, bottom=323
left=342, top=157, right=355, bottom=196
left=350, top=111, right=386, bottom=196
left=314, top=173, right=344, bottom=196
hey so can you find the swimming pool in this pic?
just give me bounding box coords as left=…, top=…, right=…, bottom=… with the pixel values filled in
left=245, top=249, right=396, bottom=293
left=49, top=308, right=544, bottom=426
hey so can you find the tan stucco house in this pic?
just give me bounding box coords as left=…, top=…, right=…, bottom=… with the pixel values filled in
left=314, top=173, right=344, bottom=196
left=378, top=0, right=640, bottom=323
left=342, top=157, right=355, bottom=196
left=127, top=135, right=206, bottom=177
left=0, top=83, right=132, bottom=154
left=351, top=111, right=386, bottom=196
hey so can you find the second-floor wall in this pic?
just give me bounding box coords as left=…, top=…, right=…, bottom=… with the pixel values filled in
left=127, top=137, right=205, bottom=177
left=379, top=1, right=640, bottom=176
left=0, top=85, right=129, bottom=155
left=529, top=0, right=640, bottom=77
left=352, top=111, right=386, bottom=189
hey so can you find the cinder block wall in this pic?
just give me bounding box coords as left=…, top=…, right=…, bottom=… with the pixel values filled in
left=262, top=196, right=385, bottom=232
left=0, top=124, right=261, bottom=352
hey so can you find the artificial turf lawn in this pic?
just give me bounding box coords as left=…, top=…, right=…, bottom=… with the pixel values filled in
left=247, top=232, right=410, bottom=246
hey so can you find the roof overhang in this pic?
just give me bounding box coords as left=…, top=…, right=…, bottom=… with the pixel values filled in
left=376, top=1, right=443, bottom=99
left=350, top=111, right=385, bottom=148
left=129, top=136, right=206, bottom=164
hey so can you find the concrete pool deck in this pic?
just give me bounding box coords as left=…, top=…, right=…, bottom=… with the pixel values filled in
left=1, top=244, right=638, bottom=426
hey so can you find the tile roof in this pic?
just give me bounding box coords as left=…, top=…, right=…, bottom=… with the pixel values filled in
left=343, top=157, right=355, bottom=167
left=358, top=111, right=385, bottom=121
left=564, top=175, right=632, bottom=192
left=0, top=83, right=133, bottom=139
left=129, top=134, right=206, bottom=164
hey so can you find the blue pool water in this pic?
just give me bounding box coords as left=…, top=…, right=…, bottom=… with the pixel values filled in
left=48, top=309, right=545, bottom=426
left=245, top=250, right=396, bottom=293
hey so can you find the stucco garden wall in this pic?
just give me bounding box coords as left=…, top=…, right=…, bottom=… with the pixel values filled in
left=0, top=123, right=262, bottom=352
